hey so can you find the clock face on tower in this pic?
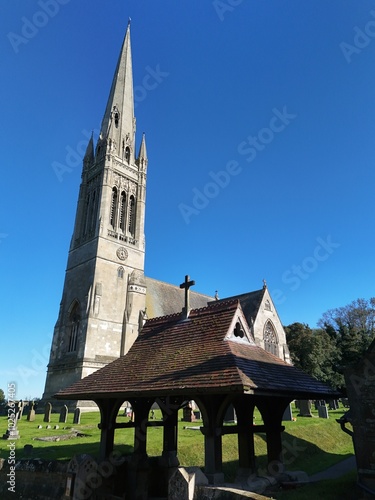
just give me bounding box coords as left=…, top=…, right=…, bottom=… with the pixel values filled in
left=116, top=247, right=128, bottom=261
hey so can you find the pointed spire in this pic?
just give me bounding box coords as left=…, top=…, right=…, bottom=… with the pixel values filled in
left=83, top=133, right=95, bottom=169
left=99, top=23, right=135, bottom=155
left=137, top=133, right=147, bottom=162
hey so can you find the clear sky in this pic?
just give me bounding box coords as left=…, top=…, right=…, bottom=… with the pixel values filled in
left=1, top=0, right=375, bottom=399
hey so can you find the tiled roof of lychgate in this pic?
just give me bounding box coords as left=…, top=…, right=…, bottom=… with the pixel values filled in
left=209, top=289, right=266, bottom=324
left=56, top=299, right=339, bottom=401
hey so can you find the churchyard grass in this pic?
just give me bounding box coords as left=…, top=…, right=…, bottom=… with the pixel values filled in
left=0, top=405, right=353, bottom=479
left=275, top=470, right=357, bottom=499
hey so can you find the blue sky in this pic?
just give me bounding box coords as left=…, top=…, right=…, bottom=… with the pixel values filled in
left=1, top=0, right=375, bottom=399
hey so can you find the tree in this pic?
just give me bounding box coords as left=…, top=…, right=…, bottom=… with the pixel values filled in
left=285, top=322, right=343, bottom=389
left=0, top=388, right=5, bottom=404
left=318, top=297, right=375, bottom=367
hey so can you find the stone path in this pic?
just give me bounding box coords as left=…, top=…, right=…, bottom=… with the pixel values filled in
left=309, top=455, right=356, bottom=482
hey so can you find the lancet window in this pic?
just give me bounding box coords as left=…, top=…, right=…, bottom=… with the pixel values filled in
left=110, top=187, right=118, bottom=228
left=128, top=195, right=135, bottom=236
left=125, top=147, right=130, bottom=163
left=119, top=191, right=127, bottom=232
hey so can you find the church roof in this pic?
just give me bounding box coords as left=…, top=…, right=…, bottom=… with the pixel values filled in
left=145, top=277, right=213, bottom=318
left=56, top=299, right=339, bottom=401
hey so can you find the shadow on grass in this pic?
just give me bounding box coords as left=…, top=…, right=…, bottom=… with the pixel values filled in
left=222, top=430, right=354, bottom=483
left=13, top=441, right=134, bottom=462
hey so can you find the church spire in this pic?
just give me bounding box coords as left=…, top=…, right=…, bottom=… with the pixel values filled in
left=98, top=22, right=135, bottom=160
left=137, top=133, right=147, bottom=165
left=83, top=132, right=94, bottom=170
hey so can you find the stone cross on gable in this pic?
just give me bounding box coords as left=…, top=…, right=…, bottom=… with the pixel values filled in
left=180, top=275, right=195, bottom=318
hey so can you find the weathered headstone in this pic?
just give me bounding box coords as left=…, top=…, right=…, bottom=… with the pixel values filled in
left=317, top=405, right=329, bottom=419
left=224, top=404, right=237, bottom=423
left=44, top=402, right=52, bottom=423
left=66, top=454, right=98, bottom=500
left=23, top=444, right=33, bottom=457
left=59, top=405, right=68, bottom=423
left=182, top=405, right=195, bottom=422
left=168, top=467, right=195, bottom=500
left=27, top=401, right=36, bottom=422
left=2, top=421, right=20, bottom=440
left=343, top=339, right=375, bottom=495
left=282, top=403, right=293, bottom=421
left=297, top=400, right=313, bottom=417
left=73, top=407, right=81, bottom=425
left=168, top=466, right=208, bottom=500
left=16, top=400, right=24, bottom=420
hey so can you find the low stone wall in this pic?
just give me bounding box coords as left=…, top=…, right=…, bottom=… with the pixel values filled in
left=0, top=458, right=69, bottom=500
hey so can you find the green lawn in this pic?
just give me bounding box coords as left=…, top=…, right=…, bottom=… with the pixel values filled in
left=0, top=405, right=354, bottom=488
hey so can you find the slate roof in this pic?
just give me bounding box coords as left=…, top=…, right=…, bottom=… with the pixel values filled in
left=56, top=299, right=339, bottom=401
left=145, top=277, right=213, bottom=318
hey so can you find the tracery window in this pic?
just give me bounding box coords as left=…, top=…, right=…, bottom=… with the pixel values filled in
left=264, top=320, right=278, bottom=356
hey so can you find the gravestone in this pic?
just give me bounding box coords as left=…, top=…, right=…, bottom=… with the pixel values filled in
left=66, top=454, right=98, bottom=500
left=344, top=339, right=375, bottom=495
left=44, top=402, right=52, bottom=423
left=59, top=405, right=68, bottom=423
left=317, top=405, right=329, bottom=419
left=224, top=405, right=237, bottom=423
left=182, top=405, right=195, bottom=422
left=2, top=420, right=20, bottom=440
left=73, top=408, right=81, bottom=425
left=297, top=400, right=313, bottom=417
left=282, top=403, right=293, bottom=421
left=168, top=467, right=208, bottom=500
left=27, top=402, right=36, bottom=422
left=23, top=444, right=33, bottom=457
left=16, top=400, right=24, bottom=420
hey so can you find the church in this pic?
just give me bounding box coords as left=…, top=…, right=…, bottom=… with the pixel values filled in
left=42, top=23, right=290, bottom=410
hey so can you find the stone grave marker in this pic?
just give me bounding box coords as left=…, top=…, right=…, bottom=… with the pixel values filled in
left=343, top=339, right=375, bottom=495
left=59, top=405, right=68, bottom=423
left=182, top=404, right=195, bottom=422
left=66, top=454, right=98, bottom=500
left=43, top=402, right=52, bottom=423
left=224, top=404, right=237, bottom=423
left=282, top=403, right=293, bottom=421
left=27, top=401, right=36, bottom=422
left=23, top=444, right=34, bottom=457
left=73, top=407, right=81, bottom=425
left=297, top=400, right=313, bottom=417
left=317, top=405, right=329, bottom=419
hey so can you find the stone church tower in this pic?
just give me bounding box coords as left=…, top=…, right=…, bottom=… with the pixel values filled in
left=42, top=23, right=148, bottom=407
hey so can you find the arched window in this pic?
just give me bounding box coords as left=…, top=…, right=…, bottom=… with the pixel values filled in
left=118, top=267, right=124, bottom=279
left=264, top=320, right=278, bottom=356
left=125, top=147, right=130, bottom=163
left=110, top=187, right=118, bottom=228
left=119, top=191, right=126, bottom=232
left=128, top=195, right=136, bottom=236
left=114, top=112, right=119, bottom=128
left=68, top=302, right=80, bottom=352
